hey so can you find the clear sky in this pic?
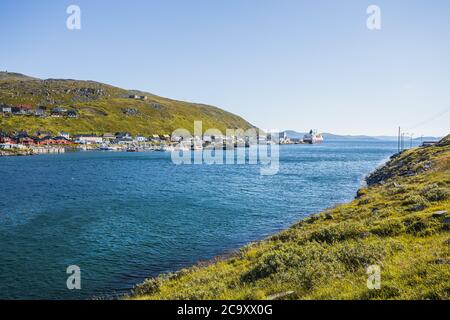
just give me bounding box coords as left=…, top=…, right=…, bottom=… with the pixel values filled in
left=1, top=0, right=449, bottom=136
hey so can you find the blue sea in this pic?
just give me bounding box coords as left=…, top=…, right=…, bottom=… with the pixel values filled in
left=0, top=140, right=409, bottom=299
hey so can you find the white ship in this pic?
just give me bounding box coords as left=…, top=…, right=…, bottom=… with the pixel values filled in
left=303, top=130, right=324, bottom=144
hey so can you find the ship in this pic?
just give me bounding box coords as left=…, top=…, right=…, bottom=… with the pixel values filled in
left=303, top=129, right=324, bottom=144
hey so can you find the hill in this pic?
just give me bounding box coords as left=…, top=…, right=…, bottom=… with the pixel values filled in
left=0, top=71, right=39, bottom=82
left=130, top=135, right=450, bottom=300
left=0, top=72, right=254, bottom=135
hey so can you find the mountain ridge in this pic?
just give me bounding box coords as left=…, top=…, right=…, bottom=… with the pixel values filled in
left=0, top=72, right=255, bottom=135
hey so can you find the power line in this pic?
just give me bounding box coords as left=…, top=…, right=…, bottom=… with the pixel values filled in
left=408, top=105, right=450, bottom=130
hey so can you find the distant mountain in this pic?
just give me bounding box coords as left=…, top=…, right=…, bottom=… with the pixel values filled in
left=322, top=133, right=378, bottom=141
left=282, top=130, right=442, bottom=142
left=0, top=72, right=255, bottom=135
left=414, top=136, right=442, bottom=142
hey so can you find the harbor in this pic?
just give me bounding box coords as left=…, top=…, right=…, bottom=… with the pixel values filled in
left=0, top=129, right=327, bottom=156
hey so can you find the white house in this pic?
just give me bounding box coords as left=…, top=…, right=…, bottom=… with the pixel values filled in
left=59, top=132, right=70, bottom=140
left=1, top=106, right=12, bottom=113
left=135, top=136, right=148, bottom=142
left=75, top=135, right=103, bottom=144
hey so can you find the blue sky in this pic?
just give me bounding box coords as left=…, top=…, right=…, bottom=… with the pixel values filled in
left=1, top=0, right=449, bottom=136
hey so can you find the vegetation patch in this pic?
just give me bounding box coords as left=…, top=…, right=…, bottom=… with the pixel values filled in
left=128, top=135, right=450, bottom=300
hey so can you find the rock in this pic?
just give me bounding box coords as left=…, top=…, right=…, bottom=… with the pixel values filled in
left=407, top=204, right=427, bottom=212
left=267, top=291, right=295, bottom=300
left=434, top=258, right=450, bottom=265
left=359, top=232, right=370, bottom=239
left=432, top=211, right=448, bottom=218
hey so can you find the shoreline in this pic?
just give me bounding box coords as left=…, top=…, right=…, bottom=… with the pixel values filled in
left=122, top=152, right=397, bottom=298
left=0, top=149, right=34, bottom=157
left=129, top=136, right=450, bottom=300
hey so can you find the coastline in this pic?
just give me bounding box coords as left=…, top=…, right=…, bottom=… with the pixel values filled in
left=129, top=135, right=450, bottom=300
left=0, top=149, right=34, bottom=157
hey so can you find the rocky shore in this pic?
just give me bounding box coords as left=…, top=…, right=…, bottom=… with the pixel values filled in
left=0, top=148, right=34, bottom=157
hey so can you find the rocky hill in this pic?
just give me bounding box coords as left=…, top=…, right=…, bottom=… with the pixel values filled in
left=0, top=72, right=254, bottom=135
left=130, top=136, right=450, bottom=300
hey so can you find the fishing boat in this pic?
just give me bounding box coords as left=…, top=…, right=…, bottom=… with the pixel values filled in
left=303, top=130, right=324, bottom=144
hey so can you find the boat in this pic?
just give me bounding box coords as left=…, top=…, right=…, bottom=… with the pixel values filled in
left=303, top=130, right=324, bottom=144
left=163, top=145, right=175, bottom=152
left=99, top=144, right=114, bottom=151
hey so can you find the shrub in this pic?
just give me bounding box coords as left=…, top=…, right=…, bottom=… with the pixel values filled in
left=360, top=285, right=402, bottom=300
left=371, top=219, right=405, bottom=237
left=402, top=194, right=430, bottom=212
left=241, top=247, right=303, bottom=282
left=334, top=241, right=386, bottom=272
left=132, top=277, right=162, bottom=296
left=308, top=222, right=368, bottom=244
left=421, top=186, right=450, bottom=202
left=405, top=217, right=442, bottom=237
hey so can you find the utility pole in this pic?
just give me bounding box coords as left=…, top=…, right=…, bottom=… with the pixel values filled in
left=401, top=133, right=405, bottom=151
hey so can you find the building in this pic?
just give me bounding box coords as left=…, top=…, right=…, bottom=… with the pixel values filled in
left=36, top=131, right=52, bottom=139
left=51, top=107, right=68, bottom=117
left=59, top=132, right=71, bottom=140
left=422, top=141, right=439, bottom=147
left=160, top=134, right=171, bottom=141
left=129, top=95, right=148, bottom=100
left=115, top=132, right=132, bottom=139
left=67, top=110, right=78, bottom=118
left=103, top=133, right=116, bottom=141
left=36, top=136, right=55, bottom=145
left=0, top=132, right=15, bottom=144
left=114, top=137, right=134, bottom=145
left=1, top=104, right=12, bottom=113
left=14, top=132, right=35, bottom=145
left=35, top=108, right=46, bottom=117
left=135, top=136, right=148, bottom=142
left=74, top=135, right=103, bottom=144
left=13, top=105, right=33, bottom=115
left=52, top=136, right=72, bottom=145
left=150, top=135, right=161, bottom=142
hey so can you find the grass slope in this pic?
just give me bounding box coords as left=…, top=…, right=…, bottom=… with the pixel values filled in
left=0, top=72, right=254, bottom=135
left=130, top=136, right=450, bottom=300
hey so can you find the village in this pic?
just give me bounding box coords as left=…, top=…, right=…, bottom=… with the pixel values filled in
left=0, top=129, right=300, bottom=156
left=0, top=101, right=304, bottom=156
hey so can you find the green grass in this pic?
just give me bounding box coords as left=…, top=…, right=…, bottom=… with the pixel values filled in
left=0, top=73, right=254, bottom=135
left=129, top=136, right=450, bottom=300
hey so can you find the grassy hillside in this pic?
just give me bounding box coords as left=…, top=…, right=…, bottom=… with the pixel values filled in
left=130, top=136, right=450, bottom=300
left=0, top=72, right=254, bottom=135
